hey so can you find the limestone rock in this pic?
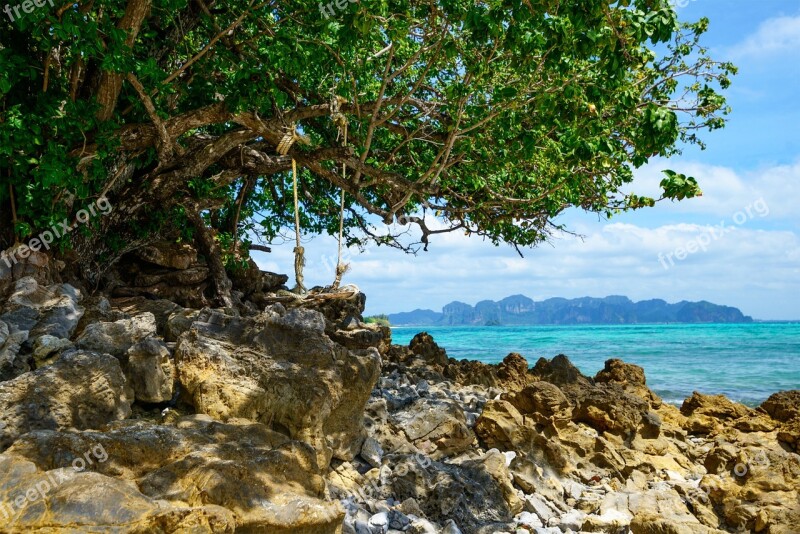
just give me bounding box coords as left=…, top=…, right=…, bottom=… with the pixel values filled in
left=392, top=398, right=476, bottom=458
left=680, top=392, right=752, bottom=433
left=75, top=312, right=157, bottom=357
left=0, top=351, right=132, bottom=449
left=503, top=382, right=572, bottom=425
left=409, top=332, right=448, bottom=367
left=126, top=338, right=174, bottom=403
left=175, top=306, right=381, bottom=466
left=4, top=416, right=344, bottom=532
left=135, top=240, right=198, bottom=270
left=0, top=454, right=236, bottom=533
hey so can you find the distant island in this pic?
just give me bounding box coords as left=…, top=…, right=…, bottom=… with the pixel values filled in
left=387, top=295, right=753, bottom=326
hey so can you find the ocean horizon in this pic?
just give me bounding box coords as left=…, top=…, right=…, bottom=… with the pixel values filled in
left=391, top=322, right=800, bottom=407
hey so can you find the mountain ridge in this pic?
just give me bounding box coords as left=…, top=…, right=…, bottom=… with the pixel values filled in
left=388, top=295, right=753, bottom=325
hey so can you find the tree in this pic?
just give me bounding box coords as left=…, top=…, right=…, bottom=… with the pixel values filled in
left=0, top=0, right=734, bottom=303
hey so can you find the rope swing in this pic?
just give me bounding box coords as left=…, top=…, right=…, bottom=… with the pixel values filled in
left=268, top=98, right=357, bottom=306
left=277, top=124, right=307, bottom=294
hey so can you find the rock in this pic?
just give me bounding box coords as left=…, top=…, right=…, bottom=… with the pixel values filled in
left=409, top=332, right=448, bottom=367
left=4, top=416, right=344, bottom=532
left=392, top=398, right=476, bottom=458
left=361, top=437, right=384, bottom=468
left=761, top=390, right=800, bottom=422
left=474, top=400, right=533, bottom=452
left=1, top=278, right=82, bottom=339
left=531, top=354, right=591, bottom=386
left=495, top=353, right=532, bottom=392
left=503, top=382, right=572, bottom=425
left=165, top=307, right=201, bottom=342
left=0, top=248, right=54, bottom=301
left=387, top=453, right=519, bottom=532
left=175, top=307, right=381, bottom=466
left=31, top=334, right=73, bottom=365
left=572, top=383, right=652, bottom=435
left=0, top=454, right=236, bottom=533
left=126, top=338, right=175, bottom=403
left=680, top=392, right=752, bottom=433
left=75, top=312, right=157, bottom=358
left=441, top=519, right=463, bottom=534
left=0, top=351, right=131, bottom=449
left=594, top=358, right=646, bottom=386
left=135, top=240, right=198, bottom=270
left=0, top=319, right=28, bottom=380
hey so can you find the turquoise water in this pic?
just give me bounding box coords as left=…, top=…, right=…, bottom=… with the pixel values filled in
left=391, top=323, right=800, bottom=407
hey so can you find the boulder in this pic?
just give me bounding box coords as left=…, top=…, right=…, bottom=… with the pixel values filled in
left=4, top=416, right=344, bottom=532
left=531, top=354, right=591, bottom=386
left=0, top=454, right=236, bottom=533
left=174, top=306, right=381, bottom=467
left=0, top=351, right=132, bottom=449
left=474, top=400, right=534, bottom=452
left=392, top=398, right=476, bottom=458
left=75, top=312, right=157, bottom=358
left=125, top=338, right=175, bottom=403
left=135, top=241, right=198, bottom=270
left=503, top=381, right=572, bottom=425
left=760, top=390, right=800, bottom=422
left=572, top=384, right=654, bottom=436
left=1, top=277, right=83, bottom=341
left=386, top=453, right=518, bottom=532
left=409, top=332, right=448, bottom=367
left=680, top=392, right=752, bottom=433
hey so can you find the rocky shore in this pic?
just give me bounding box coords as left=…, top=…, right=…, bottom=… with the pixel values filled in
left=1, top=250, right=798, bottom=533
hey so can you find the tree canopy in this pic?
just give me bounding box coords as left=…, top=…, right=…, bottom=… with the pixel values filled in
left=0, top=0, right=735, bottom=301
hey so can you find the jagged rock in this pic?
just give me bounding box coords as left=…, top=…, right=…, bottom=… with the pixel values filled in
left=572, top=383, right=653, bottom=436
left=110, top=296, right=184, bottom=337
left=495, top=353, right=531, bottom=392
left=531, top=354, right=591, bottom=386
left=595, top=358, right=646, bottom=386
left=125, top=338, right=174, bottom=403
left=0, top=351, right=131, bottom=449
left=475, top=400, right=534, bottom=452
left=31, top=334, right=73, bottom=366
left=680, top=392, right=752, bottom=433
left=175, top=306, right=381, bottom=467
left=75, top=312, right=157, bottom=358
left=0, top=454, right=236, bottom=533
left=165, top=308, right=201, bottom=342
left=361, top=436, right=384, bottom=468
left=230, top=257, right=289, bottom=305
left=0, top=278, right=83, bottom=380
left=0, top=319, right=28, bottom=380
left=135, top=241, right=198, bottom=270
left=386, top=453, right=517, bottom=532
left=0, top=248, right=55, bottom=301
left=409, top=332, right=448, bottom=367
left=761, top=390, right=800, bottom=422
left=4, top=416, right=344, bottom=532
left=392, top=397, right=476, bottom=458
left=502, top=382, right=572, bottom=425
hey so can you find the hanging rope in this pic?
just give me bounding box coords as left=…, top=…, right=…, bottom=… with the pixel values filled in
left=291, top=158, right=306, bottom=293
left=331, top=95, right=350, bottom=290
left=278, top=125, right=306, bottom=294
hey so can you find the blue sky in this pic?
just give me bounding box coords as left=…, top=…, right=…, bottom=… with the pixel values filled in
left=254, top=1, right=800, bottom=320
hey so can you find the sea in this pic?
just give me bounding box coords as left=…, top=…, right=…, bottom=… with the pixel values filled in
left=391, top=323, right=800, bottom=407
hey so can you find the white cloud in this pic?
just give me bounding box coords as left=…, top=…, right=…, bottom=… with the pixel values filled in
left=623, top=159, right=800, bottom=221
left=728, top=15, right=800, bottom=58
